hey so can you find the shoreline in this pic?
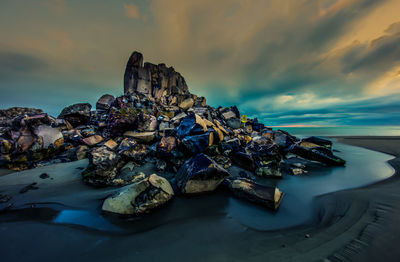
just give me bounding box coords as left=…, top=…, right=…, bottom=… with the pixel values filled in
left=0, top=136, right=399, bottom=261
left=311, top=136, right=400, bottom=261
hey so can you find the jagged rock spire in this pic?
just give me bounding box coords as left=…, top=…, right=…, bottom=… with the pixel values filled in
left=123, top=51, right=191, bottom=105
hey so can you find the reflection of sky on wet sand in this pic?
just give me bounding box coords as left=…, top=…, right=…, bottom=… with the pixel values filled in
left=54, top=210, right=122, bottom=232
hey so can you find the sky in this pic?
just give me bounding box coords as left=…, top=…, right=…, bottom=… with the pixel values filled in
left=0, top=0, right=400, bottom=126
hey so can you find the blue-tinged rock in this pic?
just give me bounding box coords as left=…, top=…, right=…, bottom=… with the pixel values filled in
left=290, top=141, right=345, bottom=166
left=182, top=132, right=211, bottom=154
left=231, top=151, right=256, bottom=171
left=176, top=153, right=230, bottom=194
left=176, top=113, right=206, bottom=138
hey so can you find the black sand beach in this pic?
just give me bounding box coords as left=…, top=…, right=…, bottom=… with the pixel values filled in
left=0, top=136, right=398, bottom=262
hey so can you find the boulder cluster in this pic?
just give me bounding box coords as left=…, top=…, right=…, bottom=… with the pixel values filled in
left=0, top=51, right=345, bottom=215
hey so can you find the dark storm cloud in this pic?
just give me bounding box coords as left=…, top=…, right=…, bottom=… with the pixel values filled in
left=0, top=51, right=47, bottom=79
left=0, top=0, right=399, bottom=126
left=342, top=22, right=400, bottom=75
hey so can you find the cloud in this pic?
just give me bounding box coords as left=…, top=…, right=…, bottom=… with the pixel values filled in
left=1, top=0, right=400, bottom=126
left=0, top=51, right=47, bottom=80
left=124, top=3, right=141, bottom=20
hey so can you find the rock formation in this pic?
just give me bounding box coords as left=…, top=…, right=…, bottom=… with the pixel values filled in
left=0, top=51, right=346, bottom=213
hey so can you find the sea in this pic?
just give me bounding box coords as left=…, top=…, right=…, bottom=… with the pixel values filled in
left=275, top=125, right=400, bottom=137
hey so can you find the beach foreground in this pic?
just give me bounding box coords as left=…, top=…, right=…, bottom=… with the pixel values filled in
left=0, top=136, right=399, bottom=261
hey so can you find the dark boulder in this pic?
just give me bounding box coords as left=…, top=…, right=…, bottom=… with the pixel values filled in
left=82, top=146, right=123, bottom=186
left=230, top=151, right=255, bottom=171
left=106, top=108, right=139, bottom=137
left=176, top=113, right=207, bottom=138
left=273, top=130, right=297, bottom=151
left=176, top=153, right=230, bottom=194
left=224, top=177, right=284, bottom=210
left=118, top=138, right=149, bottom=161
left=218, top=138, right=241, bottom=156
left=157, top=136, right=177, bottom=157
left=58, top=103, right=92, bottom=127
left=96, top=94, right=115, bottom=111
left=290, top=141, right=345, bottom=166
left=181, top=132, right=212, bottom=154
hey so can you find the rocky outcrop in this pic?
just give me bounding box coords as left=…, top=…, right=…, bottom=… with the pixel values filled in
left=0, top=50, right=348, bottom=215
left=102, top=174, right=174, bottom=215
left=124, top=51, right=198, bottom=108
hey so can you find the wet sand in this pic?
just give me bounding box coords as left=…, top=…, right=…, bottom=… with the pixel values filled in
left=0, top=137, right=399, bottom=261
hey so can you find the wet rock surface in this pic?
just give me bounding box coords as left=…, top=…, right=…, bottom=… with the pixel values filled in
left=224, top=177, right=284, bottom=210
left=102, top=174, right=174, bottom=215
left=0, top=51, right=346, bottom=214
left=176, top=153, right=230, bottom=194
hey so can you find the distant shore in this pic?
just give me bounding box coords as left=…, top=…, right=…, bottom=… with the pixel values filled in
left=0, top=136, right=399, bottom=262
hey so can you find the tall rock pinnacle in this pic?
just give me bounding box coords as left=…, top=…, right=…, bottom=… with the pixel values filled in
left=123, top=51, right=192, bottom=106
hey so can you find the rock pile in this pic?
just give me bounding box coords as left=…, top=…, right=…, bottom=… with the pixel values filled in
left=0, top=51, right=346, bottom=214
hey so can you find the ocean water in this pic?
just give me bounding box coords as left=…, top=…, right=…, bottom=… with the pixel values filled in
left=276, top=126, right=400, bottom=137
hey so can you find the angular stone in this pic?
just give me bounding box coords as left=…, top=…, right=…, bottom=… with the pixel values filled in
left=222, top=111, right=236, bottom=120
left=82, top=135, right=104, bottom=146
left=182, top=132, right=212, bottom=154
left=104, top=139, right=118, bottom=150
left=58, top=103, right=92, bottom=127
left=231, top=151, right=255, bottom=171
left=290, top=141, right=345, bottom=166
left=102, top=174, right=174, bottom=215
left=157, top=136, right=177, bottom=157
left=106, top=108, right=139, bottom=137
left=96, top=94, right=115, bottom=111
left=224, top=178, right=284, bottom=210
left=82, top=146, right=122, bottom=186
left=226, top=118, right=241, bottom=129
left=178, top=97, right=194, bottom=110
left=273, top=130, right=297, bottom=150
left=176, top=114, right=207, bottom=138
left=118, top=138, right=149, bottom=161
left=176, top=153, right=230, bottom=194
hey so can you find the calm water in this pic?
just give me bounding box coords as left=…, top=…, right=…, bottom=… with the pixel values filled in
left=277, top=126, right=400, bottom=136
left=50, top=142, right=394, bottom=232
